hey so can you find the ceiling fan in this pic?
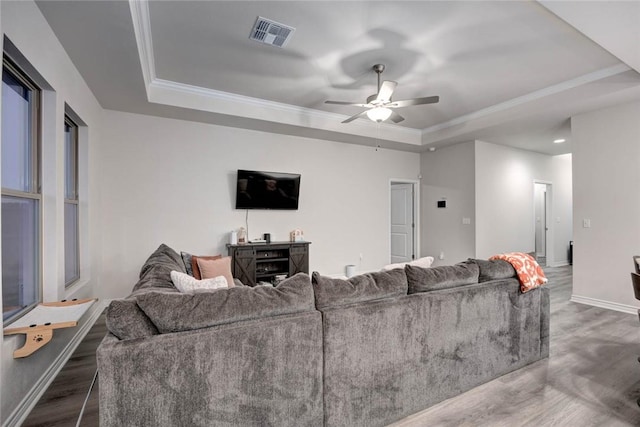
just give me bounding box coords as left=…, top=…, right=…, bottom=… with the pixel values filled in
left=325, top=64, right=439, bottom=124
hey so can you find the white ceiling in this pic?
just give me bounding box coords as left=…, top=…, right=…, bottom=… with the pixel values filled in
left=35, top=1, right=640, bottom=155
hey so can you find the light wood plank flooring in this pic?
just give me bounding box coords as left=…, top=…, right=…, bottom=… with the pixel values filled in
left=21, top=266, right=640, bottom=426
left=21, top=314, right=104, bottom=427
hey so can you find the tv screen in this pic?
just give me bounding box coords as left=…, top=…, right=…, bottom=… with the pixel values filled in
left=235, top=170, right=300, bottom=210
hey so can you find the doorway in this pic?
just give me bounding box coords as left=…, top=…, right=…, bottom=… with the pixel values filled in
left=533, top=181, right=552, bottom=267
left=390, top=180, right=419, bottom=264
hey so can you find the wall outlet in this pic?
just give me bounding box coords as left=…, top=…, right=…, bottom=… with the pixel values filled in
left=583, top=219, right=591, bottom=228
left=462, top=217, right=471, bottom=225
left=439, top=251, right=445, bottom=260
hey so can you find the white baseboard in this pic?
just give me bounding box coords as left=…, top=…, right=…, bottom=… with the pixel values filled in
left=570, top=295, right=638, bottom=315
left=548, top=261, right=569, bottom=268
left=3, top=299, right=109, bottom=427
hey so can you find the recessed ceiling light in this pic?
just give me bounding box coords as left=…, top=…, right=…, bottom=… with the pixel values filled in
left=553, top=138, right=566, bottom=144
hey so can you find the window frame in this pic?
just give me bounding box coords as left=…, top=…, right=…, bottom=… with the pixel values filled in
left=64, top=114, right=79, bottom=287
left=2, top=55, right=42, bottom=324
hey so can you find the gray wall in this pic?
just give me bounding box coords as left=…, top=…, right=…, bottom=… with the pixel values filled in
left=420, top=142, right=476, bottom=265
left=572, top=101, right=640, bottom=311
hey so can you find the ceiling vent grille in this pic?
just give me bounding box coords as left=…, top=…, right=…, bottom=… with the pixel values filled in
left=249, top=16, right=295, bottom=48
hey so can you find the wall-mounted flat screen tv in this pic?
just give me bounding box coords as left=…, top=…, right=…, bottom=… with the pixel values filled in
left=235, top=169, right=301, bottom=210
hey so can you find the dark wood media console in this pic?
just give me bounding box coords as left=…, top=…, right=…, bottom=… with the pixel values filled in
left=227, top=241, right=310, bottom=286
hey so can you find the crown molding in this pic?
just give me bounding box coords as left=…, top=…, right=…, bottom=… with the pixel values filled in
left=127, top=0, right=420, bottom=145
left=422, top=63, right=631, bottom=136
left=129, top=0, right=155, bottom=87
left=149, top=78, right=421, bottom=138
left=129, top=1, right=632, bottom=148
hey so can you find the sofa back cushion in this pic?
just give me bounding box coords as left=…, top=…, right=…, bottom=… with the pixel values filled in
left=468, top=258, right=517, bottom=282
left=105, top=298, right=160, bottom=340
left=136, top=273, right=315, bottom=333
left=406, top=262, right=479, bottom=294
left=133, top=244, right=184, bottom=291
left=312, top=269, right=408, bottom=310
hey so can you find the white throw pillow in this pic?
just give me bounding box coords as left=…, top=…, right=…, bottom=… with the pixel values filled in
left=382, top=256, right=435, bottom=271
left=408, top=256, right=435, bottom=269
left=170, top=270, right=228, bottom=294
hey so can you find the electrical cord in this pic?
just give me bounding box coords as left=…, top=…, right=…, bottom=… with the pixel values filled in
left=245, top=209, right=249, bottom=241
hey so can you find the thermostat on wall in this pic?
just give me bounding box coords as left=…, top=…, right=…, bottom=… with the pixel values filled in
left=437, top=200, right=446, bottom=208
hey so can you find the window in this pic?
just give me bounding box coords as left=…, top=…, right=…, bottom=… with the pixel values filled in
left=2, top=57, right=41, bottom=323
left=64, top=115, right=79, bottom=286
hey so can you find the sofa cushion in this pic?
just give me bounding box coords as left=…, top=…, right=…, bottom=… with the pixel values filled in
left=136, top=273, right=315, bottom=333
left=382, top=256, right=434, bottom=271
left=133, top=244, right=184, bottom=292
left=191, top=254, right=222, bottom=280
left=468, top=258, right=517, bottom=282
left=197, top=256, right=235, bottom=287
left=406, top=262, right=479, bottom=294
left=311, top=269, right=408, bottom=310
left=180, top=251, right=194, bottom=276
left=105, top=299, right=159, bottom=340
left=170, top=270, right=228, bottom=293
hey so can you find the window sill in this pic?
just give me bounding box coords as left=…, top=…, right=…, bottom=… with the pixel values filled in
left=64, top=278, right=92, bottom=300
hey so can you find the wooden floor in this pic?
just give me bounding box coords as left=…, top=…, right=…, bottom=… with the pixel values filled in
left=22, top=313, right=105, bottom=427
left=21, top=266, right=640, bottom=426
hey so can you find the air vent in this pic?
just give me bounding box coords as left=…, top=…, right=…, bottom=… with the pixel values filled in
left=249, top=16, right=295, bottom=48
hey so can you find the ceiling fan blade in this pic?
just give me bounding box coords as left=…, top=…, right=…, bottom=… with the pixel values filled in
left=375, top=80, right=397, bottom=103
left=390, top=96, right=439, bottom=108
left=325, top=100, right=369, bottom=107
left=389, top=111, right=405, bottom=123
left=342, top=110, right=369, bottom=124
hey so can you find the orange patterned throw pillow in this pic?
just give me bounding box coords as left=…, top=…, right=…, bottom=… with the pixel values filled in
left=488, top=252, right=547, bottom=293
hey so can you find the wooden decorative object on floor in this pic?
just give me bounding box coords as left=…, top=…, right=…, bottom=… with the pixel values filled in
left=3, top=298, right=97, bottom=358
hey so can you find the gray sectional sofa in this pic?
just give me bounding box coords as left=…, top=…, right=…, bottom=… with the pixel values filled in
left=97, top=245, right=549, bottom=427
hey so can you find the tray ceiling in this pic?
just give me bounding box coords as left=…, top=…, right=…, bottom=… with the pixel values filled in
left=36, top=1, right=640, bottom=154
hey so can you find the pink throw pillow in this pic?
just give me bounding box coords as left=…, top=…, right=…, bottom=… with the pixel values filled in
left=191, top=254, right=222, bottom=280
left=197, top=256, right=235, bottom=288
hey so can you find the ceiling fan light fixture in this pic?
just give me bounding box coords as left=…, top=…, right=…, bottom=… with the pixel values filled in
left=366, top=107, right=392, bottom=123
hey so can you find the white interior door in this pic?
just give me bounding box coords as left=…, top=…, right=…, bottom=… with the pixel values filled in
left=534, top=183, right=546, bottom=257
left=390, top=183, right=415, bottom=263
left=534, top=181, right=552, bottom=266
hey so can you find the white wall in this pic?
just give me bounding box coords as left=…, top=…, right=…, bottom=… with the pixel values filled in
left=474, top=141, right=572, bottom=265
left=1, top=1, right=103, bottom=424
left=572, top=101, right=640, bottom=311
left=420, top=140, right=572, bottom=267
left=97, top=110, right=420, bottom=298
left=552, top=154, right=573, bottom=265
left=420, top=142, right=476, bottom=265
